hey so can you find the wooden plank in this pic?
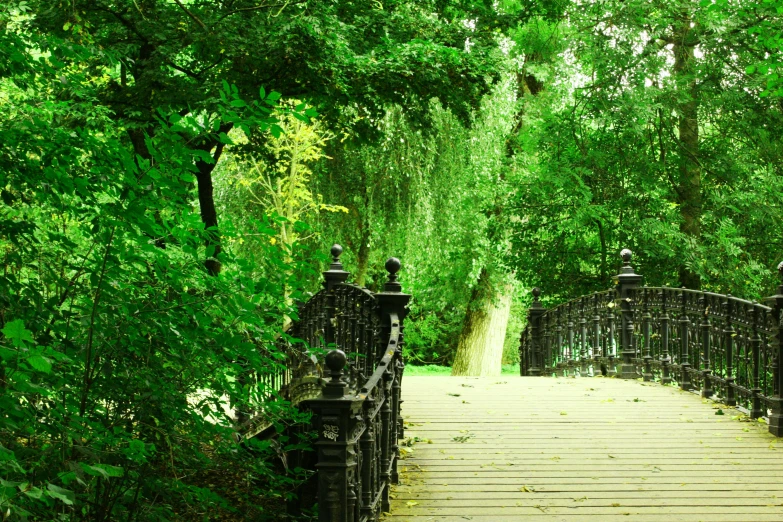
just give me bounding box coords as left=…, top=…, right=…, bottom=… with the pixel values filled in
left=384, top=376, right=783, bottom=522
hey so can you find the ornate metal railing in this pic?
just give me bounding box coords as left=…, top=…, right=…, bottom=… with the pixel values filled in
left=520, top=249, right=783, bottom=438
left=239, top=245, right=410, bottom=522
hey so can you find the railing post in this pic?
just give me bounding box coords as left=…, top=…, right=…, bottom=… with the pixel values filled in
left=527, top=288, right=545, bottom=376
left=309, top=350, right=362, bottom=522
left=612, top=249, right=643, bottom=379
left=324, top=245, right=351, bottom=346
left=375, top=257, right=411, bottom=484
left=764, top=262, right=783, bottom=436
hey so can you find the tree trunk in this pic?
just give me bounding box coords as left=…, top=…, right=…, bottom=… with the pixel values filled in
left=451, top=270, right=513, bottom=376
left=195, top=137, right=229, bottom=276
left=354, top=234, right=370, bottom=287
left=674, top=18, right=701, bottom=289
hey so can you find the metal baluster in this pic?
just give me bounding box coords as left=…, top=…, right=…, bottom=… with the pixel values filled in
left=593, top=293, right=602, bottom=375
left=724, top=296, right=737, bottom=407
left=700, top=295, right=713, bottom=398
left=555, top=307, right=564, bottom=377
left=580, top=298, right=589, bottom=376
left=567, top=301, right=575, bottom=376
left=680, top=290, right=692, bottom=391
left=761, top=309, right=770, bottom=402
left=661, top=287, right=672, bottom=385
left=750, top=304, right=763, bottom=419
left=527, top=288, right=544, bottom=376
left=519, top=329, right=528, bottom=377
left=380, top=372, right=393, bottom=512
left=607, top=290, right=617, bottom=377
left=642, top=287, right=653, bottom=382
left=360, top=402, right=374, bottom=520
left=544, top=309, right=552, bottom=376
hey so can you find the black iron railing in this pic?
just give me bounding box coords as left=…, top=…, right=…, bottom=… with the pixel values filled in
left=240, top=245, right=410, bottom=522
left=520, top=250, right=783, bottom=437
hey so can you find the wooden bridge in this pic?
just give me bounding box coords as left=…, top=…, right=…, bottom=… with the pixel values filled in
left=389, top=376, right=783, bottom=521
left=251, top=246, right=783, bottom=522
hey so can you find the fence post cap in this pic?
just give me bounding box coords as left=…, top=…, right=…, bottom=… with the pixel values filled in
left=323, top=349, right=348, bottom=398
left=323, top=243, right=350, bottom=290
left=384, top=257, right=403, bottom=292
left=613, top=247, right=643, bottom=286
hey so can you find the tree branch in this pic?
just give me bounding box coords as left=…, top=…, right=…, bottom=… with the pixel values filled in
left=172, top=0, right=209, bottom=31
left=219, top=0, right=308, bottom=21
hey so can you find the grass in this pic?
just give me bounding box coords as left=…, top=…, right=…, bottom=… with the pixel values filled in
left=404, top=363, right=521, bottom=376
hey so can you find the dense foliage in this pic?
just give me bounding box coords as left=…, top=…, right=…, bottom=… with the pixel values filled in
left=2, top=0, right=783, bottom=519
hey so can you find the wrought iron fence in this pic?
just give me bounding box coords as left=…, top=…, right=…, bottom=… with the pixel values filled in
left=520, top=250, right=783, bottom=438
left=239, top=245, right=410, bottom=522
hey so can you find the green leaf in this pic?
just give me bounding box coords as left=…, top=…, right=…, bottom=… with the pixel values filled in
left=2, top=319, right=34, bottom=347
left=46, top=483, right=75, bottom=505
left=26, top=355, right=52, bottom=374
left=81, top=463, right=124, bottom=479
left=22, top=486, right=43, bottom=499
left=267, top=91, right=282, bottom=101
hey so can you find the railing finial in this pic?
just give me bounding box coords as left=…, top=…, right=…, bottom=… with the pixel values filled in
left=620, top=248, right=634, bottom=274
left=323, top=349, right=348, bottom=398
left=324, top=243, right=350, bottom=291
left=531, top=287, right=543, bottom=309
left=385, top=257, right=402, bottom=292
left=330, top=244, right=344, bottom=269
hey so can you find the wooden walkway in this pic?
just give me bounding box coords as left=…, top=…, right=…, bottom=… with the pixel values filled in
left=387, top=376, right=783, bottom=521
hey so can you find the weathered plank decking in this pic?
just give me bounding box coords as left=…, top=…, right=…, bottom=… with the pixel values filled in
left=387, top=376, right=783, bottom=521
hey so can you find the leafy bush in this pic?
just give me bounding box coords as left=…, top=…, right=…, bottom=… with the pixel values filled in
left=0, top=18, right=313, bottom=520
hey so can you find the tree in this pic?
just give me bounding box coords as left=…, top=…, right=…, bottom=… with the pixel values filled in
left=28, top=0, right=515, bottom=275
left=506, top=0, right=783, bottom=301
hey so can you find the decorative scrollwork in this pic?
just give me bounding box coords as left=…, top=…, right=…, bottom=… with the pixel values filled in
left=323, top=424, right=339, bottom=441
